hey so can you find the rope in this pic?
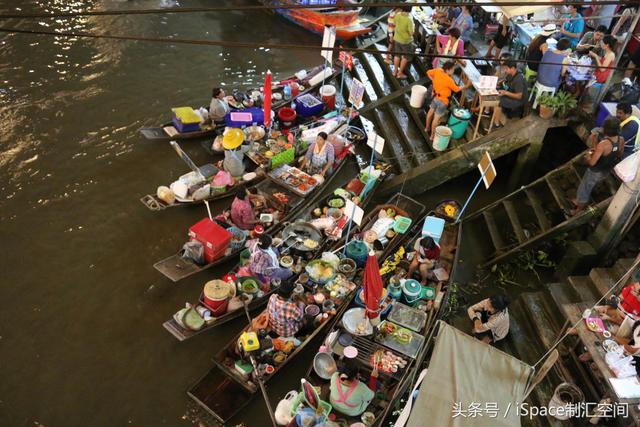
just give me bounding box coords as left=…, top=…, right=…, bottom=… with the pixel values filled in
left=0, top=2, right=631, bottom=19
left=0, top=26, right=632, bottom=72
left=532, top=255, right=640, bottom=368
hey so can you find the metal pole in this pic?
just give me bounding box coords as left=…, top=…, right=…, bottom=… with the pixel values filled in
left=342, top=202, right=358, bottom=256
left=339, top=49, right=347, bottom=111
left=368, top=133, right=377, bottom=176
left=456, top=164, right=490, bottom=223
left=594, top=10, right=640, bottom=108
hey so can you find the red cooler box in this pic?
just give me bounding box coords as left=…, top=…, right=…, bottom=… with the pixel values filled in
left=188, top=218, right=232, bottom=263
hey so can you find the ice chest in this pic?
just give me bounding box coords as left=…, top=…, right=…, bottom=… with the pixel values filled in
left=296, top=94, right=324, bottom=118
left=225, top=107, right=264, bottom=128
left=172, top=107, right=201, bottom=133
left=188, top=218, right=232, bottom=263
left=421, top=216, right=445, bottom=245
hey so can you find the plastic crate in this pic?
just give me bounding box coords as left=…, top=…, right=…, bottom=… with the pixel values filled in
left=393, top=216, right=412, bottom=234
left=421, top=216, right=445, bottom=245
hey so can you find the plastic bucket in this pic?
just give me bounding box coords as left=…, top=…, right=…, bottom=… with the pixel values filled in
left=433, top=126, right=452, bottom=151
left=320, top=85, right=336, bottom=110
left=410, top=85, right=428, bottom=108
left=548, top=383, right=583, bottom=420
left=447, top=108, right=471, bottom=139
left=277, top=107, right=297, bottom=129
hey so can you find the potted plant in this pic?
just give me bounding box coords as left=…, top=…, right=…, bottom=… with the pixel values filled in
left=554, top=91, right=578, bottom=118
left=538, top=94, right=557, bottom=119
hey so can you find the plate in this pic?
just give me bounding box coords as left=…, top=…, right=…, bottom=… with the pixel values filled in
left=603, top=339, right=623, bottom=355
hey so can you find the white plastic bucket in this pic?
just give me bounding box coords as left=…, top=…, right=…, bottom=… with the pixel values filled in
left=548, top=383, right=583, bottom=421
left=433, top=126, right=452, bottom=151
left=320, top=85, right=336, bottom=97
left=410, top=85, right=428, bottom=108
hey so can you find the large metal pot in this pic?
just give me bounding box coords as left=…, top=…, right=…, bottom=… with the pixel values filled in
left=280, top=221, right=323, bottom=256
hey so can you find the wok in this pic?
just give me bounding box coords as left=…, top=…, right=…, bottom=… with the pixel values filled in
left=281, top=221, right=323, bottom=252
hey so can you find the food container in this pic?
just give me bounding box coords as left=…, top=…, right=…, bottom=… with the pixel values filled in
left=280, top=255, right=294, bottom=268
left=313, top=352, right=337, bottom=380
left=401, top=279, right=422, bottom=306
left=305, top=304, right=321, bottom=317
left=295, top=94, right=324, bottom=118
left=203, top=279, right=232, bottom=314
left=239, top=277, right=260, bottom=296
left=338, top=258, right=357, bottom=280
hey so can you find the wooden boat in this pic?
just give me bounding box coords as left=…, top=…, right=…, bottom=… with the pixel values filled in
left=140, top=165, right=265, bottom=212
left=138, top=64, right=338, bottom=142
left=162, top=163, right=387, bottom=341
left=153, top=156, right=349, bottom=283
left=185, top=194, right=426, bottom=423
left=270, top=200, right=462, bottom=427
left=261, top=0, right=372, bottom=40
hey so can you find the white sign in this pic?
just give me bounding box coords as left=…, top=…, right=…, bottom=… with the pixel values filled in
left=366, top=131, right=385, bottom=155
left=348, top=78, right=365, bottom=108
left=478, top=151, right=497, bottom=189
left=478, top=75, right=499, bottom=96
left=344, top=199, right=364, bottom=226
left=321, top=26, right=337, bottom=63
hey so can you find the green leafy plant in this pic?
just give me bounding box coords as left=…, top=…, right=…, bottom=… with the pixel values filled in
left=538, top=93, right=558, bottom=110
left=554, top=91, right=578, bottom=118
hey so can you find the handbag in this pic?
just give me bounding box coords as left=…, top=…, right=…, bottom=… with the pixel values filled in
left=614, top=151, right=640, bottom=182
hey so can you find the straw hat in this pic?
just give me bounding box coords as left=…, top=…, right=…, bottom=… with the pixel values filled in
left=222, top=128, right=244, bottom=150
left=540, top=24, right=557, bottom=36
left=204, top=279, right=232, bottom=300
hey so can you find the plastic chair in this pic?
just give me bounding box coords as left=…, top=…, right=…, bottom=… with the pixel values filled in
left=530, top=81, right=557, bottom=109
left=524, top=66, right=537, bottom=84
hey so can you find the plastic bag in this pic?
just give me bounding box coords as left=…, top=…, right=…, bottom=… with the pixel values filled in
left=212, top=170, right=234, bottom=187
left=606, top=353, right=637, bottom=378
left=274, top=391, right=298, bottom=425
left=321, top=252, right=340, bottom=269
left=181, top=241, right=204, bottom=265
left=614, top=151, right=640, bottom=183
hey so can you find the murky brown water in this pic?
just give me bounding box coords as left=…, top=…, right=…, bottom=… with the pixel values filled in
left=0, top=2, right=586, bottom=426
left=0, top=1, right=327, bottom=425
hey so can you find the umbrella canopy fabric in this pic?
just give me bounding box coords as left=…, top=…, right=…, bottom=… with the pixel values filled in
left=263, top=70, right=272, bottom=128
left=362, top=253, right=383, bottom=319
left=406, top=322, right=534, bottom=427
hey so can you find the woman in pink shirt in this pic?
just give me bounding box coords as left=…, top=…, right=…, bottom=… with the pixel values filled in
left=433, top=28, right=465, bottom=69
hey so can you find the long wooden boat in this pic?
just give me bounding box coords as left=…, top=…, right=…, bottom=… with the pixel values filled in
left=185, top=194, right=426, bottom=423
left=140, top=165, right=265, bottom=212
left=153, top=156, right=349, bottom=283
left=138, top=64, right=339, bottom=142
left=271, top=200, right=461, bottom=427
left=162, top=163, right=387, bottom=341
left=261, top=0, right=372, bottom=40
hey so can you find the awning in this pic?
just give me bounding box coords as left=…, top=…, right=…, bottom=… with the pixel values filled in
left=475, top=0, right=561, bottom=19
left=406, top=322, right=535, bottom=427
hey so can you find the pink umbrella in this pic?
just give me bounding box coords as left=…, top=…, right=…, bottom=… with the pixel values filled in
left=263, top=70, right=272, bottom=128
left=362, top=252, right=383, bottom=319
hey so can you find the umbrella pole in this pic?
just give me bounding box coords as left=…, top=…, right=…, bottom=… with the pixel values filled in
left=242, top=301, right=278, bottom=427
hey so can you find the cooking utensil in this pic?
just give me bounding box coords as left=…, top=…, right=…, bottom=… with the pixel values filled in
left=313, top=352, right=337, bottom=380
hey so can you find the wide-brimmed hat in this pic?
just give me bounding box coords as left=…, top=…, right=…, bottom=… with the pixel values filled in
left=540, top=24, right=557, bottom=36
left=222, top=128, right=244, bottom=150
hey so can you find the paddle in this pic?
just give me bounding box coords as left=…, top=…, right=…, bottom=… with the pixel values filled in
left=169, top=140, right=207, bottom=181
left=242, top=300, right=278, bottom=427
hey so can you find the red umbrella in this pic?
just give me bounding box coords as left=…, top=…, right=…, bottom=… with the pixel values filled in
left=362, top=252, right=383, bottom=319
left=263, top=70, right=272, bottom=128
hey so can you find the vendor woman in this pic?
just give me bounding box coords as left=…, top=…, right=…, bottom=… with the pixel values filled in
left=467, top=294, right=510, bottom=344
left=267, top=280, right=304, bottom=337
left=330, top=361, right=375, bottom=417
left=209, top=87, right=231, bottom=123
left=408, top=236, right=440, bottom=284
left=299, top=132, right=334, bottom=177
left=248, top=234, right=293, bottom=282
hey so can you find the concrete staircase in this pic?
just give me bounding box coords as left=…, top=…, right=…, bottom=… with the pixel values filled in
left=496, top=258, right=636, bottom=426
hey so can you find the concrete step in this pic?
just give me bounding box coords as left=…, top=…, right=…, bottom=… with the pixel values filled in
left=588, top=268, right=616, bottom=299
left=566, top=276, right=600, bottom=306
left=544, top=282, right=581, bottom=326
left=613, top=257, right=637, bottom=283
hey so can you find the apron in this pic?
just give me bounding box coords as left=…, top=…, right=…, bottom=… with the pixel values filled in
left=435, top=37, right=459, bottom=69
left=333, top=376, right=359, bottom=409
left=308, top=143, right=328, bottom=175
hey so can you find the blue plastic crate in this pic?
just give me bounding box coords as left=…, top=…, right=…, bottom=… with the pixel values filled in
left=224, top=107, right=264, bottom=128
left=296, top=94, right=323, bottom=118
left=172, top=115, right=201, bottom=133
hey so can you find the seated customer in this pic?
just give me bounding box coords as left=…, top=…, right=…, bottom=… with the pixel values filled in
left=536, top=38, right=571, bottom=90
left=249, top=234, right=293, bottom=283
left=267, top=280, right=304, bottom=338
left=595, top=281, right=640, bottom=325
left=329, top=361, right=375, bottom=417
left=467, top=294, right=510, bottom=344
left=230, top=189, right=258, bottom=230
left=408, top=236, right=440, bottom=284
left=487, top=60, right=527, bottom=131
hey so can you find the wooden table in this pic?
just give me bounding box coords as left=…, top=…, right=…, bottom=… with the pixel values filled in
left=563, top=302, right=640, bottom=425
left=411, top=8, right=439, bottom=67
left=459, top=60, right=500, bottom=140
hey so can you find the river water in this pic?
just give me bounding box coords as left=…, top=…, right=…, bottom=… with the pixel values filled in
left=0, top=1, right=585, bottom=426
left=0, top=1, right=328, bottom=426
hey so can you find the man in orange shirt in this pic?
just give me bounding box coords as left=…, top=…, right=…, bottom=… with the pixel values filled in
left=425, top=61, right=470, bottom=141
